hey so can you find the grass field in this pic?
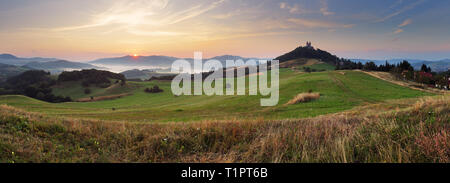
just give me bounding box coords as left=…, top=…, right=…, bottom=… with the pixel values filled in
left=0, top=69, right=432, bottom=122
left=1, top=94, right=448, bottom=163
left=0, top=69, right=447, bottom=163
left=52, top=80, right=138, bottom=100
left=303, top=63, right=336, bottom=71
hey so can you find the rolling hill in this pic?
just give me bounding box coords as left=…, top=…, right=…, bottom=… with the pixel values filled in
left=0, top=69, right=432, bottom=122
left=0, top=63, right=29, bottom=82
left=275, top=42, right=344, bottom=65
left=274, top=42, right=345, bottom=71
left=0, top=67, right=445, bottom=163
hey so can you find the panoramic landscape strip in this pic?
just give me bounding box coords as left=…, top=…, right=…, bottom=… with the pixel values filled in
left=0, top=0, right=449, bottom=167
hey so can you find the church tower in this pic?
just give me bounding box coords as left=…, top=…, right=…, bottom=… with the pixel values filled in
left=306, top=41, right=313, bottom=49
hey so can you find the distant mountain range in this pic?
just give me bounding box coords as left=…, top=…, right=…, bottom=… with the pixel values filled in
left=1, top=52, right=449, bottom=78
left=350, top=59, right=450, bottom=72
left=90, top=55, right=180, bottom=67
left=24, top=60, right=101, bottom=74
left=0, top=54, right=59, bottom=66
left=0, top=54, right=101, bottom=74
left=90, top=55, right=261, bottom=67
left=89, top=54, right=263, bottom=73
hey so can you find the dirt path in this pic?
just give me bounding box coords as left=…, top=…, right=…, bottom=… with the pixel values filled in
left=360, top=71, right=448, bottom=94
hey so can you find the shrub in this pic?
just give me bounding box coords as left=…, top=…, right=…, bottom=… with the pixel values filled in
left=84, top=88, right=91, bottom=94
left=286, top=92, right=320, bottom=105
left=145, top=85, right=163, bottom=93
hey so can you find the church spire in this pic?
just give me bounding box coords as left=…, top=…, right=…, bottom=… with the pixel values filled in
left=306, top=41, right=313, bottom=49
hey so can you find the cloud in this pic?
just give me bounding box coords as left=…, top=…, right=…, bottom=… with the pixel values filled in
left=54, top=0, right=227, bottom=33
left=389, top=0, right=404, bottom=9
left=288, top=18, right=354, bottom=29
left=165, top=0, right=227, bottom=25
left=394, top=28, right=404, bottom=34
left=279, top=2, right=302, bottom=14
left=391, top=19, right=412, bottom=34
left=55, top=0, right=169, bottom=31
left=376, top=0, right=426, bottom=22
left=212, top=10, right=240, bottom=19
left=320, top=0, right=335, bottom=16
left=398, top=19, right=412, bottom=27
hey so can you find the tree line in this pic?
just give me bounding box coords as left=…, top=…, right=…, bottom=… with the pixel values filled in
left=0, top=69, right=127, bottom=103
left=337, top=60, right=450, bottom=89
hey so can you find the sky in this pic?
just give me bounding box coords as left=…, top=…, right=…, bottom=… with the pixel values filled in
left=0, top=0, right=450, bottom=61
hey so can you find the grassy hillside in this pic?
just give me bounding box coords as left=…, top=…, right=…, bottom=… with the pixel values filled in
left=0, top=70, right=432, bottom=122
left=51, top=81, right=137, bottom=100
left=304, top=63, right=335, bottom=71
left=0, top=95, right=448, bottom=163
left=279, top=58, right=335, bottom=72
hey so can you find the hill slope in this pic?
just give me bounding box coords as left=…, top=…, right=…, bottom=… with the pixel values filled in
left=275, top=43, right=343, bottom=66
left=0, top=63, right=29, bottom=81
left=0, top=70, right=432, bottom=122
left=0, top=94, right=447, bottom=163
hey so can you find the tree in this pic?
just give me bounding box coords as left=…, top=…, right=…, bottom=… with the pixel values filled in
left=145, top=85, right=163, bottom=93
left=363, top=62, right=377, bottom=71
left=420, top=64, right=431, bottom=73
left=399, top=60, right=414, bottom=71
left=304, top=67, right=311, bottom=73
left=84, top=88, right=91, bottom=94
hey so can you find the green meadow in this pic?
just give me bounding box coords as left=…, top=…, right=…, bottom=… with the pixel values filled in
left=0, top=69, right=432, bottom=122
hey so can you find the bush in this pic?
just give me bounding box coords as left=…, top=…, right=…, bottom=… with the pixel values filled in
left=58, top=69, right=125, bottom=88
left=145, top=85, right=163, bottom=93
left=84, top=88, right=91, bottom=94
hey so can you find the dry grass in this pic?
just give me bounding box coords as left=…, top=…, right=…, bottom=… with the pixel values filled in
left=286, top=93, right=321, bottom=105
left=0, top=95, right=449, bottom=163
left=362, top=71, right=449, bottom=94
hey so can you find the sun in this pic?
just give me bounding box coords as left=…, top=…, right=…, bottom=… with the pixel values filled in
left=132, top=54, right=139, bottom=58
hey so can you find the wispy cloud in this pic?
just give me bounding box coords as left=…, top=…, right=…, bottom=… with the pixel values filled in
left=398, top=19, right=412, bottom=27
left=376, top=0, right=426, bottom=22
left=54, top=0, right=227, bottom=35
left=389, top=0, right=404, bottom=9
left=394, top=28, right=404, bottom=34
left=288, top=18, right=354, bottom=29
left=320, top=0, right=335, bottom=16
left=279, top=2, right=302, bottom=14
left=212, top=10, right=240, bottom=19
left=164, top=0, right=227, bottom=25
left=54, top=0, right=169, bottom=31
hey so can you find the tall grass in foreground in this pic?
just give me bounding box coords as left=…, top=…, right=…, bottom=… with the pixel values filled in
left=286, top=93, right=321, bottom=105
left=0, top=96, right=448, bottom=163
